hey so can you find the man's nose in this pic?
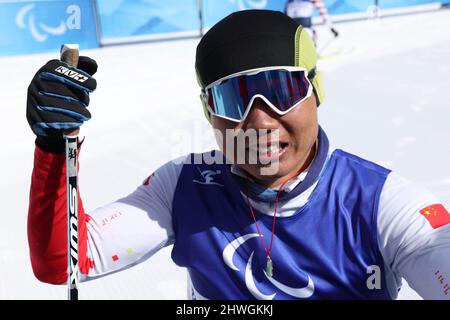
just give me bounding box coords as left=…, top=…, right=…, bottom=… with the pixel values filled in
left=242, top=98, right=279, bottom=130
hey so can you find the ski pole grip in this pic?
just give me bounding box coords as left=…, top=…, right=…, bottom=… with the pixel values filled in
left=60, top=44, right=80, bottom=137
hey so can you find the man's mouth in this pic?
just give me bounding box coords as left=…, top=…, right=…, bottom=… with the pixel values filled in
left=246, top=142, right=289, bottom=163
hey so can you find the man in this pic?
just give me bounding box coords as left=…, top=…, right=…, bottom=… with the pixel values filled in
left=285, top=0, right=339, bottom=42
left=27, top=10, right=450, bottom=299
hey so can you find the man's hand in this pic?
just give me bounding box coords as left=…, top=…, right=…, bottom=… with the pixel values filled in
left=26, top=56, right=97, bottom=152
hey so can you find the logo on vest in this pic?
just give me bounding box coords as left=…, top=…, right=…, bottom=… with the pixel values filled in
left=193, top=167, right=223, bottom=187
left=223, top=234, right=315, bottom=300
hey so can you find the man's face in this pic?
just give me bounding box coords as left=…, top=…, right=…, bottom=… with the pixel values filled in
left=211, top=94, right=319, bottom=187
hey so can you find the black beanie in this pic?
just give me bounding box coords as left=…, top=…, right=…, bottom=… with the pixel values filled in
left=195, top=10, right=301, bottom=88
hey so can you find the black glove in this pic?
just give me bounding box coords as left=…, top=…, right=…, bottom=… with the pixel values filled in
left=330, top=27, right=339, bottom=38
left=26, top=56, right=97, bottom=153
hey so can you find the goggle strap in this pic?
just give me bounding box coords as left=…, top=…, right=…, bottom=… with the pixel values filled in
left=307, top=67, right=320, bottom=107
left=307, top=67, right=316, bottom=81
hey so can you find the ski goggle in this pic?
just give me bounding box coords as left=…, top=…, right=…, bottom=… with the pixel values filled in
left=201, top=66, right=313, bottom=122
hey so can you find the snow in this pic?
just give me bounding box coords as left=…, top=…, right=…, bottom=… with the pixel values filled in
left=0, top=8, right=449, bottom=300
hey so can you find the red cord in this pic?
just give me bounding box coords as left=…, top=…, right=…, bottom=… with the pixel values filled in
left=245, top=178, right=290, bottom=259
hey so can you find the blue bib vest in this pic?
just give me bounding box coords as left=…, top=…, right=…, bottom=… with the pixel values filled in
left=171, top=149, right=392, bottom=300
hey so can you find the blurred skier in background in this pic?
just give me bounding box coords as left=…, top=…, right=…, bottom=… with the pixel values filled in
left=285, top=0, right=339, bottom=44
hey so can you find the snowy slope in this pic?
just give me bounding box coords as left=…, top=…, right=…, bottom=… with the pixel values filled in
left=0, top=9, right=449, bottom=299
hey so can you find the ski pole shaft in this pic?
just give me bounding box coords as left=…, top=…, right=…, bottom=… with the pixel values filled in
left=60, top=44, right=80, bottom=301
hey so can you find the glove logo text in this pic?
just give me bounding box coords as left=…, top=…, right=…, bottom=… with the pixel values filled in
left=55, top=66, right=88, bottom=83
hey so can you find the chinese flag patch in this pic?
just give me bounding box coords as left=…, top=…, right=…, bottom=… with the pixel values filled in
left=419, top=204, right=450, bottom=229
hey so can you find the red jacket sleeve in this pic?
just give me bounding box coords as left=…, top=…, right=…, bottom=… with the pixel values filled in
left=28, top=145, right=90, bottom=284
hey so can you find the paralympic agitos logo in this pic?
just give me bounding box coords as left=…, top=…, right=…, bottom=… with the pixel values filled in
left=223, top=234, right=315, bottom=299
left=229, top=0, right=268, bottom=10
left=16, top=4, right=81, bottom=42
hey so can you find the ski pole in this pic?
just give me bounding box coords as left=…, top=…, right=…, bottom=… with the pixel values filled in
left=60, top=44, right=80, bottom=301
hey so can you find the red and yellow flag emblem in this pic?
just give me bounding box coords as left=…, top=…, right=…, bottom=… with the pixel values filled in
left=419, top=204, right=450, bottom=229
